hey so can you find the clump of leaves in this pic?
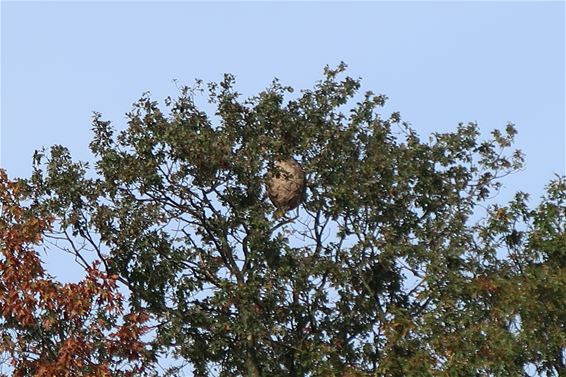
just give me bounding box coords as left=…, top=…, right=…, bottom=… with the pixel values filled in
left=0, top=169, right=156, bottom=376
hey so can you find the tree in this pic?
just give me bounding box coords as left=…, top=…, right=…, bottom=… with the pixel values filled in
left=22, top=63, right=565, bottom=376
left=0, top=170, right=156, bottom=376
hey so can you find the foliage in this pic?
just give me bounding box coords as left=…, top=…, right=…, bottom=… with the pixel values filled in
left=0, top=170, right=156, bottom=376
left=20, top=63, right=565, bottom=376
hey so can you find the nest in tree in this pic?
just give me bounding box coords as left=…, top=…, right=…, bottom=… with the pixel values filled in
left=267, top=158, right=305, bottom=212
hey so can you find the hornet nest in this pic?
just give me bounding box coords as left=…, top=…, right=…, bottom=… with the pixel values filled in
left=267, top=158, right=305, bottom=212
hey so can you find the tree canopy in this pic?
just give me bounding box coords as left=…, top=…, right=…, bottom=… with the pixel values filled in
left=3, top=64, right=564, bottom=376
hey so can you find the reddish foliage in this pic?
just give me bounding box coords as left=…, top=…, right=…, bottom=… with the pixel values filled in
left=0, top=170, right=155, bottom=376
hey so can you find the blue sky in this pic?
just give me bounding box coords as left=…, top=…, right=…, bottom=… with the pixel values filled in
left=1, top=1, right=565, bottom=274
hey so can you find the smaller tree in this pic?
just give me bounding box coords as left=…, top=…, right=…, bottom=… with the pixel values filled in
left=0, top=169, right=156, bottom=376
